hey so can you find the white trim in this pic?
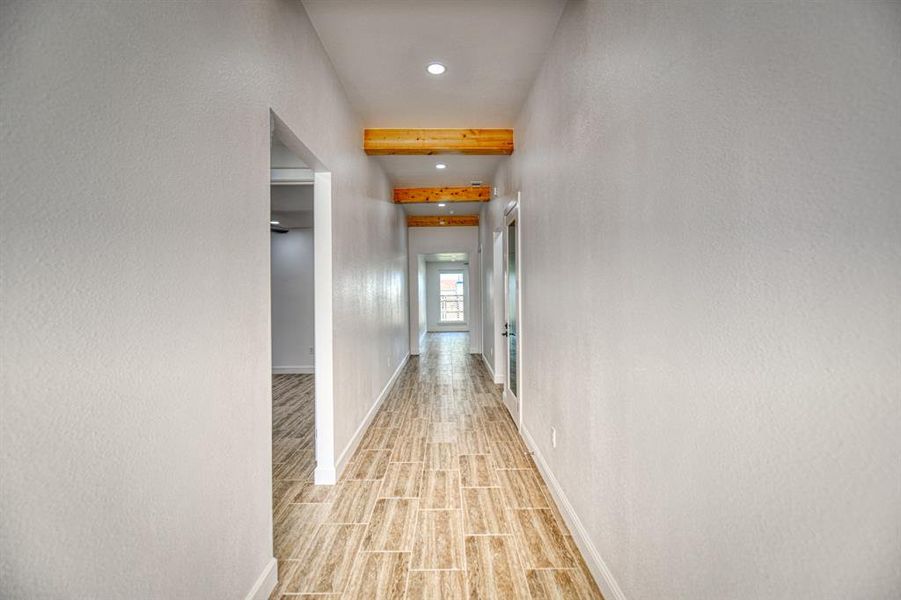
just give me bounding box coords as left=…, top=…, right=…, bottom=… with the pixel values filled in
left=521, top=426, right=627, bottom=600
left=503, top=195, right=522, bottom=429
left=244, top=557, right=278, bottom=600
left=271, top=113, right=337, bottom=490
left=270, top=167, right=314, bottom=184
left=332, top=354, right=409, bottom=481
left=480, top=352, right=503, bottom=385
left=271, top=365, right=314, bottom=375
left=481, top=353, right=495, bottom=380
left=313, top=171, right=335, bottom=485
left=314, top=464, right=336, bottom=484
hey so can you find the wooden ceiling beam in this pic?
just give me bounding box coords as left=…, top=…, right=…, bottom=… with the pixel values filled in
left=394, top=186, right=490, bottom=204
left=364, top=129, right=514, bottom=155
left=407, top=215, right=480, bottom=227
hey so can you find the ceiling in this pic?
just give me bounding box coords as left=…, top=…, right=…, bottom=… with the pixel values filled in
left=302, top=0, right=566, bottom=128
left=302, top=0, right=565, bottom=215
left=381, top=154, right=501, bottom=189
left=423, top=252, right=469, bottom=263
left=404, top=202, right=483, bottom=217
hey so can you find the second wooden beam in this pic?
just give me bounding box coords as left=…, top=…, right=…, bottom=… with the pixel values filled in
left=394, top=186, right=490, bottom=204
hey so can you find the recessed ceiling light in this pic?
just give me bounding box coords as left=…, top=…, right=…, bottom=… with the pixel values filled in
left=270, top=220, right=280, bottom=225
left=450, top=210, right=455, bottom=214
left=435, top=163, right=447, bottom=170
left=426, top=62, right=446, bottom=75
left=438, top=203, right=446, bottom=207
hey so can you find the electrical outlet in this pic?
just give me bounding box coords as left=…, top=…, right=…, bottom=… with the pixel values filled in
left=551, top=427, right=557, bottom=449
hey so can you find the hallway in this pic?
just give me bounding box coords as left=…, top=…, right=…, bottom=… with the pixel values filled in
left=4, top=1, right=899, bottom=598
left=271, top=333, right=602, bottom=599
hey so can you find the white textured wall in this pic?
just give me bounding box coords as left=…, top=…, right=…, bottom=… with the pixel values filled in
left=485, top=1, right=901, bottom=598
left=409, top=252, right=429, bottom=355
left=271, top=230, right=315, bottom=370
left=0, top=1, right=406, bottom=598
left=408, top=227, right=482, bottom=354
left=480, top=216, right=506, bottom=380
left=426, top=261, right=470, bottom=333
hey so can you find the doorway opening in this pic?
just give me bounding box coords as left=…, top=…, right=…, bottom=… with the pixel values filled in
left=425, top=253, right=470, bottom=333
left=269, top=110, right=337, bottom=562
left=270, top=131, right=316, bottom=495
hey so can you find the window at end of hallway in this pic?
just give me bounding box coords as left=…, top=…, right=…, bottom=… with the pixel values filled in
left=439, top=271, right=465, bottom=323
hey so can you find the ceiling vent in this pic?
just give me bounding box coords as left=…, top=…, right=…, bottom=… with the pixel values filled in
left=470, top=180, right=483, bottom=187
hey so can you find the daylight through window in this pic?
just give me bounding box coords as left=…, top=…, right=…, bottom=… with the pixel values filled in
left=439, top=271, right=465, bottom=323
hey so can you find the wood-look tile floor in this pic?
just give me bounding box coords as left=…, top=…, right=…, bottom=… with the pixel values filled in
left=271, top=332, right=603, bottom=599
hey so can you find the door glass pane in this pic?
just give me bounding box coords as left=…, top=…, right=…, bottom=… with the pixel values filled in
left=507, top=221, right=517, bottom=396
left=439, top=271, right=465, bottom=323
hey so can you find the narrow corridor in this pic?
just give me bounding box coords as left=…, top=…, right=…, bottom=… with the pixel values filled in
left=270, top=333, right=602, bottom=598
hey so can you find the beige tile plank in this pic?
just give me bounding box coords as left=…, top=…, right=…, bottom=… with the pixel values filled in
left=458, top=454, right=498, bottom=487
left=525, top=568, right=605, bottom=599
left=411, top=509, right=465, bottom=570
left=419, top=469, right=462, bottom=509
left=464, top=535, right=530, bottom=599
left=379, top=462, right=425, bottom=498
left=509, top=509, right=578, bottom=569
left=327, top=480, right=381, bottom=523
left=405, top=570, right=466, bottom=600
left=425, top=442, right=458, bottom=470
left=361, top=498, right=419, bottom=552
left=274, top=502, right=330, bottom=560
left=278, top=523, right=367, bottom=594
left=496, top=468, right=550, bottom=509
left=489, top=441, right=533, bottom=470
left=343, top=551, right=410, bottom=600
left=461, top=487, right=510, bottom=535
left=346, top=449, right=392, bottom=480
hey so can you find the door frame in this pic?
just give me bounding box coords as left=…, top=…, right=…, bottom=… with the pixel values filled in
left=503, top=193, right=522, bottom=430
left=270, top=110, right=337, bottom=485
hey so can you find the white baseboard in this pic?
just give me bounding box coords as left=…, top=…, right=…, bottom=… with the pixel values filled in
left=334, top=354, right=409, bottom=479
left=521, top=426, right=627, bottom=600
left=481, top=353, right=495, bottom=379
left=244, top=557, right=278, bottom=600
left=272, top=365, right=315, bottom=374
left=480, top=353, right=505, bottom=385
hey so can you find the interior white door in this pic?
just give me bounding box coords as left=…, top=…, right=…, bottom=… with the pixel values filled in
left=503, top=202, right=520, bottom=426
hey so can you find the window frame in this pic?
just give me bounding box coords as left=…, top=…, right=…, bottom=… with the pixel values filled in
left=437, top=269, right=467, bottom=325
